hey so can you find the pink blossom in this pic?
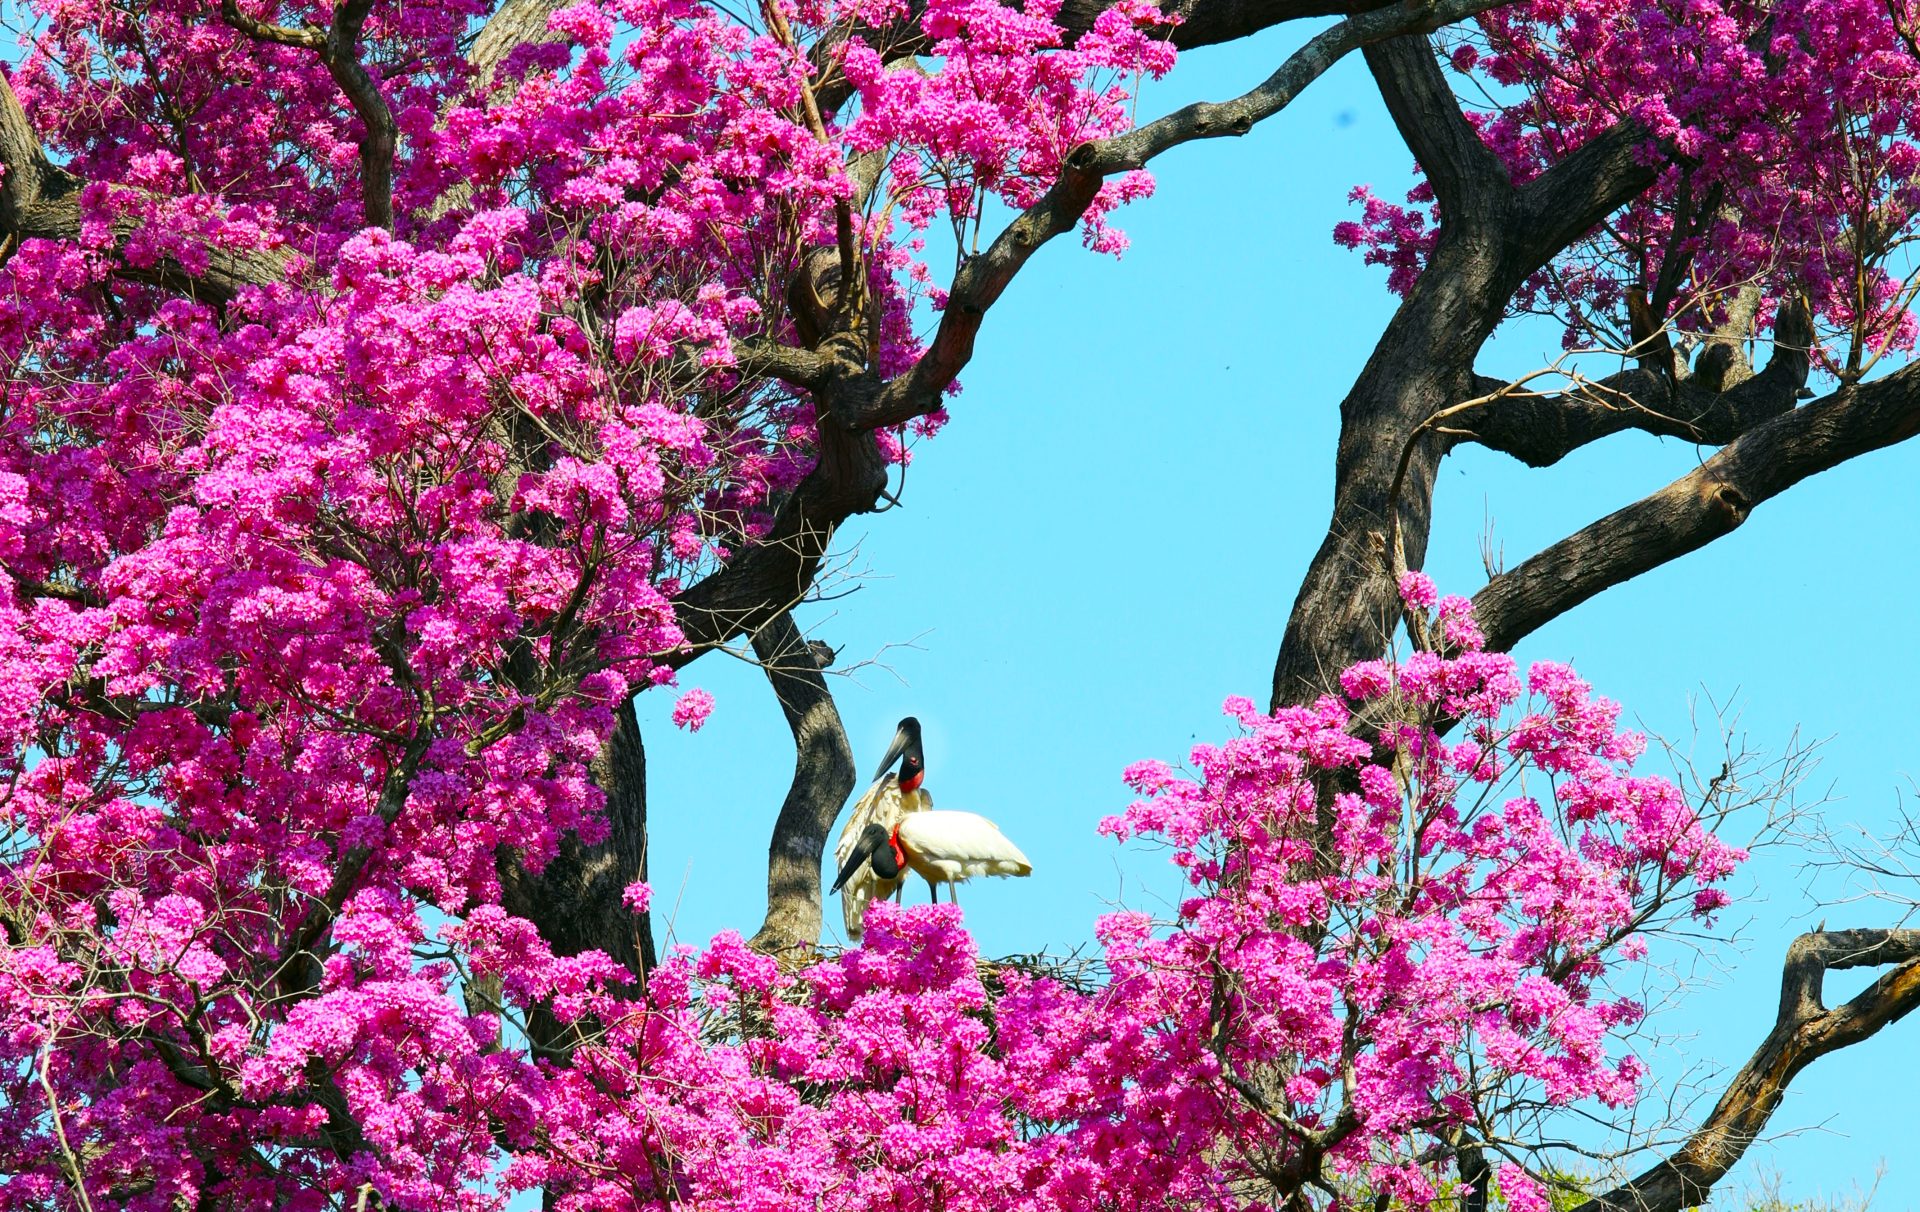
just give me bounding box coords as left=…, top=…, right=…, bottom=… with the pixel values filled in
left=1399, top=570, right=1439, bottom=610
left=0, top=0, right=1790, bottom=1195
left=1499, top=1164, right=1552, bottom=1212
left=672, top=687, right=715, bottom=731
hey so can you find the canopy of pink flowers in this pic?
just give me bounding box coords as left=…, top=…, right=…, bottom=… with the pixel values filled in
left=0, top=0, right=1764, bottom=1203
left=2, top=550, right=1744, bottom=1209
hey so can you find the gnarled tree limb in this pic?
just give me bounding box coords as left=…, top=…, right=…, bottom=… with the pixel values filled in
left=1364, top=35, right=1511, bottom=221
left=1472, top=359, right=1920, bottom=654
left=666, top=381, right=890, bottom=668
left=1460, top=299, right=1814, bottom=468
left=746, top=612, right=857, bottom=959
left=1270, top=53, right=1668, bottom=711
left=1510, top=119, right=1659, bottom=272
left=1571, top=929, right=1920, bottom=1212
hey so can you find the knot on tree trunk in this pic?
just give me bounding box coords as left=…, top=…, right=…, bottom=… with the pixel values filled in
left=1705, top=480, right=1751, bottom=526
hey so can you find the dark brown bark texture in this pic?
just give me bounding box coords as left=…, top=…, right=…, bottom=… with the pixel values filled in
left=1270, top=36, right=1668, bottom=710
left=1572, top=930, right=1920, bottom=1212
left=501, top=694, right=657, bottom=981
left=748, top=613, right=858, bottom=959
left=13, top=1, right=1920, bottom=1206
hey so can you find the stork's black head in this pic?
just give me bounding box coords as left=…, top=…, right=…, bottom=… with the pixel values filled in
left=874, top=716, right=925, bottom=789
left=830, top=823, right=904, bottom=893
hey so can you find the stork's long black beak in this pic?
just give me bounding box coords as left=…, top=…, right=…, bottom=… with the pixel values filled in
left=830, top=823, right=895, bottom=893
left=872, top=716, right=921, bottom=782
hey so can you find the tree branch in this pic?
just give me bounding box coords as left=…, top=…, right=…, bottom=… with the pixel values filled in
left=662, top=353, right=893, bottom=661
left=1512, top=119, right=1659, bottom=271
left=0, top=72, right=290, bottom=303
left=1363, top=35, right=1511, bottom=221
left=746, top=612, right=856, bottom=958
left=1472, top=358, right=1920, bottom=654
left=1459, top=299, right=1813, bottom=468
left=221, top=0, right=396, bottom=229
left=1571, top=929, right=1920, bottom=1212
left=855, top=0, right=1510, bottom=430
left=734, top=339, right=836, bottom=391
left=1270, top=76, right=1742, bottom=712
left=322, top=0, right=397, bottom=231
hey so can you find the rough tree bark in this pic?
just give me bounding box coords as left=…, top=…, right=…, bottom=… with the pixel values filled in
left=747, top=613, right=858, bottom=958
left=1270, top=36, right=1666, bottom=710
left=1573, top=930, right=1920, bottom=1212
left=500, top=694, right=657, bottom=983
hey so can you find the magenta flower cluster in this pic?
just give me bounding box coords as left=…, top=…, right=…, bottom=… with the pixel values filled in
left=2, top=552, right=1743, bottom=1208
left=0, top=0, right=1755, bottom=1202
left=1334, top=0, right=1920, bottom=362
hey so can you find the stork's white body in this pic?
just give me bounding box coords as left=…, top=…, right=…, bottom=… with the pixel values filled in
left=834, top=773, right=931, bottom=939
left=894, top=811, right=1033, bottom=890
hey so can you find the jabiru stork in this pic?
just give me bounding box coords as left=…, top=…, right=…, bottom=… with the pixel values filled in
left=830, top=810, right=1033, bottom=908
left=833, top=717, right=934, bottom=940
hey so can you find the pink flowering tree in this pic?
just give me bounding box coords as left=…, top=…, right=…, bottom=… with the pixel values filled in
left=4, top=0, right=1920, bottom=1206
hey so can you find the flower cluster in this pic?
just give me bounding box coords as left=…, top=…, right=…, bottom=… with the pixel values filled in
left=0, top=0, right=1177, bottom=1203
left=2, top=562, right=1747, bottom=1208
left=1336, top=0, right=1920, bottom=368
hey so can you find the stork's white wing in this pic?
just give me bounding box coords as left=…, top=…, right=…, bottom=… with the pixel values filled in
left=834, top=775, right=892, bottom=939
left=836, top=774, right=932, bottom=938
left=897, top=810, right=1033, bottom=879
left=836, top=774, right=898, bottom=865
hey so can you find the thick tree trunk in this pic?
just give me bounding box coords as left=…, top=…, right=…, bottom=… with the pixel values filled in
left=1270, top=36, right=1665, bottom=708
left=747, top=613, right=857, bottom=958
left=499, top=695, right=655, bottom=982
left=1269, top=234, right=1503, bottom=709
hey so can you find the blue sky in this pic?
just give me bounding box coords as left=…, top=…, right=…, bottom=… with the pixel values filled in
left=636, top=23, right=1920, bottom=1212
